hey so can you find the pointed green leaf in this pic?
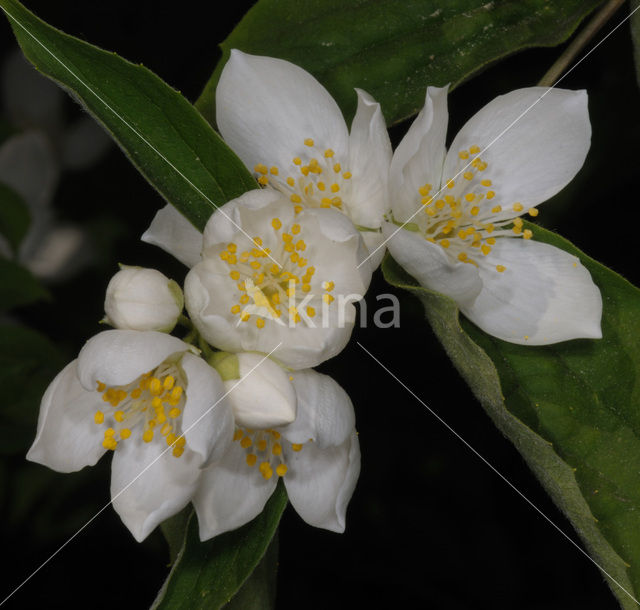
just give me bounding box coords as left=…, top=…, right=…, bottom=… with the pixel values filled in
left=196, top=0, right=603, bottom=127
left=0, top=0, right=256, bottom=232
left=0, top=181, right=30, bottom=255
left=382, top=224, right=640, bottom=609
left=152, top=483, right=287, bottom=610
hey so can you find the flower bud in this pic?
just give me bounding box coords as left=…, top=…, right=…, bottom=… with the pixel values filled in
left=104, top=266, right=183, bottom=332
left=213, top=352, right=296, bottom=429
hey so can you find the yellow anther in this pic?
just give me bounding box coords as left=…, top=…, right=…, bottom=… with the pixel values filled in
left=102, top=438, right=117, bottom=451
left=96, top=381, right=106, bottom=392
left=464, top=193, right=475, bottom=202
left=240, top=436, right=252, bottom=449
left=104, top=427, right=115, bottom=437
left=496, top=265, right=506, bottom=273
left=270, top=166, right=279, bottom=175
left=290, top=194, right=302, bottom=203
left=162, top=375, right=175, bottom=391
left=143, top=429, right=154, bottom=443
left=253, top=163, right=268, bottom=175
left=170, top=386, right=183, bottom=402
left=94, top=411, right=104, bottom=424
left=233, top=429, right=243, bottom=441
left=330, top=183, right=340, bottom=193
left=523, top=229, right=533, bottom=239
left=172, top=446, right=184, bottom=458
left=294, top=205, right=303, bottom=214
left=256, top=318, right=265, bottom=329
left=324, top=149, right=334, bottom=158
left=292, top=443, right=303, bottom=452
left=323, top=294, right=335, bottom=305
left=457, top=252, right=468, bottom=262
left=231, top=304, right=241, bottom=315
left=120, top=428, right=131, bottom=439
left=304, top=138, right=314, bottom=147
left=512, top=202, right=524, bottom=212
left=487, top=237, right=496, bottom=245
left=246, top=454, right=257, bottom=467
left=169, top=407, right=181, bottom=419
left=446, top=179, right=455, bottom=189
left=491, top=205, right=502, bottom=214
left=513, top=217, right=523, bottom=228
left=470, top=206, right=480, bottom=216
left=469, top=145, right=481, bottom=154
left=528, top=207, right=539, bottom=217
left=418, top=184, right=432, bottom=196
left=114, top=410, right=124, bottom=423
left=256, top=439, right=267, bottom=452
left=229, top=270, right=241, bottom=281
left=260, top=463, right=274, bottom=480
left=130, top=388, right=142, bottom=399
left=276, top=464, right=288, bottom=477
left=486, top=191, right=495, bottom=199
left=458, top=150, right=469, bottom=160
left=149, top=378, right=162, bottom=396
left=463, top=172, right=474, bottom=181
left=161, top=423, right=172, bottom=437
left=343, top=171, right=352, bottom=179
left=306, top=306, right=316, bottom=318
left=293, top=157, right=301, bottom=165
left=435, top=199, right=445, bottom=210
left=272, top=443, right=282, bottom=456
left=439, top=239, right=450, bottom=249
left=322, top=280, right=335, bottom=291
left=286, top=177, right=295, bottom=187
left=257, top=176, right=269, bottom=186
left=166, top=433, right=176, bottom=446
left=481, top=244, right=492, bottom=256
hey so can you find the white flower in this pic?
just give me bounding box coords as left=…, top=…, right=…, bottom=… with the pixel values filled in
left=214, top=49, right=392, bottom=267
left=383, top=86, right=602, bottom=345
left=104, top=266, right=183, bottom=332
left=27, top=330, right=233, bottom=541
left=193, top=365, right=360, bottom=538
left=184, top=189, right=371, bottom=370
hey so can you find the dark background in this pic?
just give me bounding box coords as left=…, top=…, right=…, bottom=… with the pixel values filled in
left=1, top=1, right=638, bottom=609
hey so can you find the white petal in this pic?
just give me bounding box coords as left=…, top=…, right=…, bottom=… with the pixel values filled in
left=225, top=353, right=296, bottom=429
left=284, top=430, right=360, bottom=533
left=141, top=204, right=203, bottom=268
left=443, top=88, right=590, bottom=209
left=27, top=361, right=107, bottom=472
left=282, top=369, right=355, bottom=448
left=110, top=436, right=201, bottom=542
left=77, top=330, right=188, bottom=389
left=347, top=88, right=392, bottom=230
left=389, top=86, right=449, bottom=221
left=382, top=221, right=482, bottom=306
left=180, top=352, right=233, bottom=464
left=463, top=238, right=602, bottom=344
left=360, top=230, right=386, bottom=269
left=217, top=50, right=349, bottom=176
left=193, top=441, right=277, bottom=540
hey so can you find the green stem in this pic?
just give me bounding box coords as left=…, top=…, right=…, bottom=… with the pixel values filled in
left=537, top=0, right=626, bottom=87
left=198, top=336, right=215, bottom=360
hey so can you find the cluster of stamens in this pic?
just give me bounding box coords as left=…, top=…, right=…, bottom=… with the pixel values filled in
left=253, top=138, right=353, bottom=213
left=220, top=218, right=336, bottom=328
left=234, top=427, right=306, bottom=480
left=94, top=359, right=187, bottom=458
left=417, top=145, right=539, bottom=273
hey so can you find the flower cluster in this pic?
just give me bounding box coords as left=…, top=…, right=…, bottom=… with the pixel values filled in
left=28, top=50, right=602, bottom=543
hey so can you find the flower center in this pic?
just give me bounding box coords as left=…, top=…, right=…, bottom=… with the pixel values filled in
left=253, top=137, right=353, bottom=213
left=233, top=427, right=307, bottom=479
left=417, top=144, right=540, bottom=273
left=220, top=217, right=336, bottom=328
left=94, top=355, right=187, bottom=457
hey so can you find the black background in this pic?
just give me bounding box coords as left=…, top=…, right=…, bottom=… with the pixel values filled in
left=1, top=1, right=639, bottom=609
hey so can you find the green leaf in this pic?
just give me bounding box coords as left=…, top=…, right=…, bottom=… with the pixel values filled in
left=0, top=257, right=49, bottom=311
left=196, top=0, right=603, bottom=127
left=382, top=224, right=640, bottom=609
left=0, top=181, right=30, bottom=255
left=0, top=0, right=256, bottom=232
left=0, top=324, right=63, bottom=455
left=152, top=483, right=287, bottom=610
